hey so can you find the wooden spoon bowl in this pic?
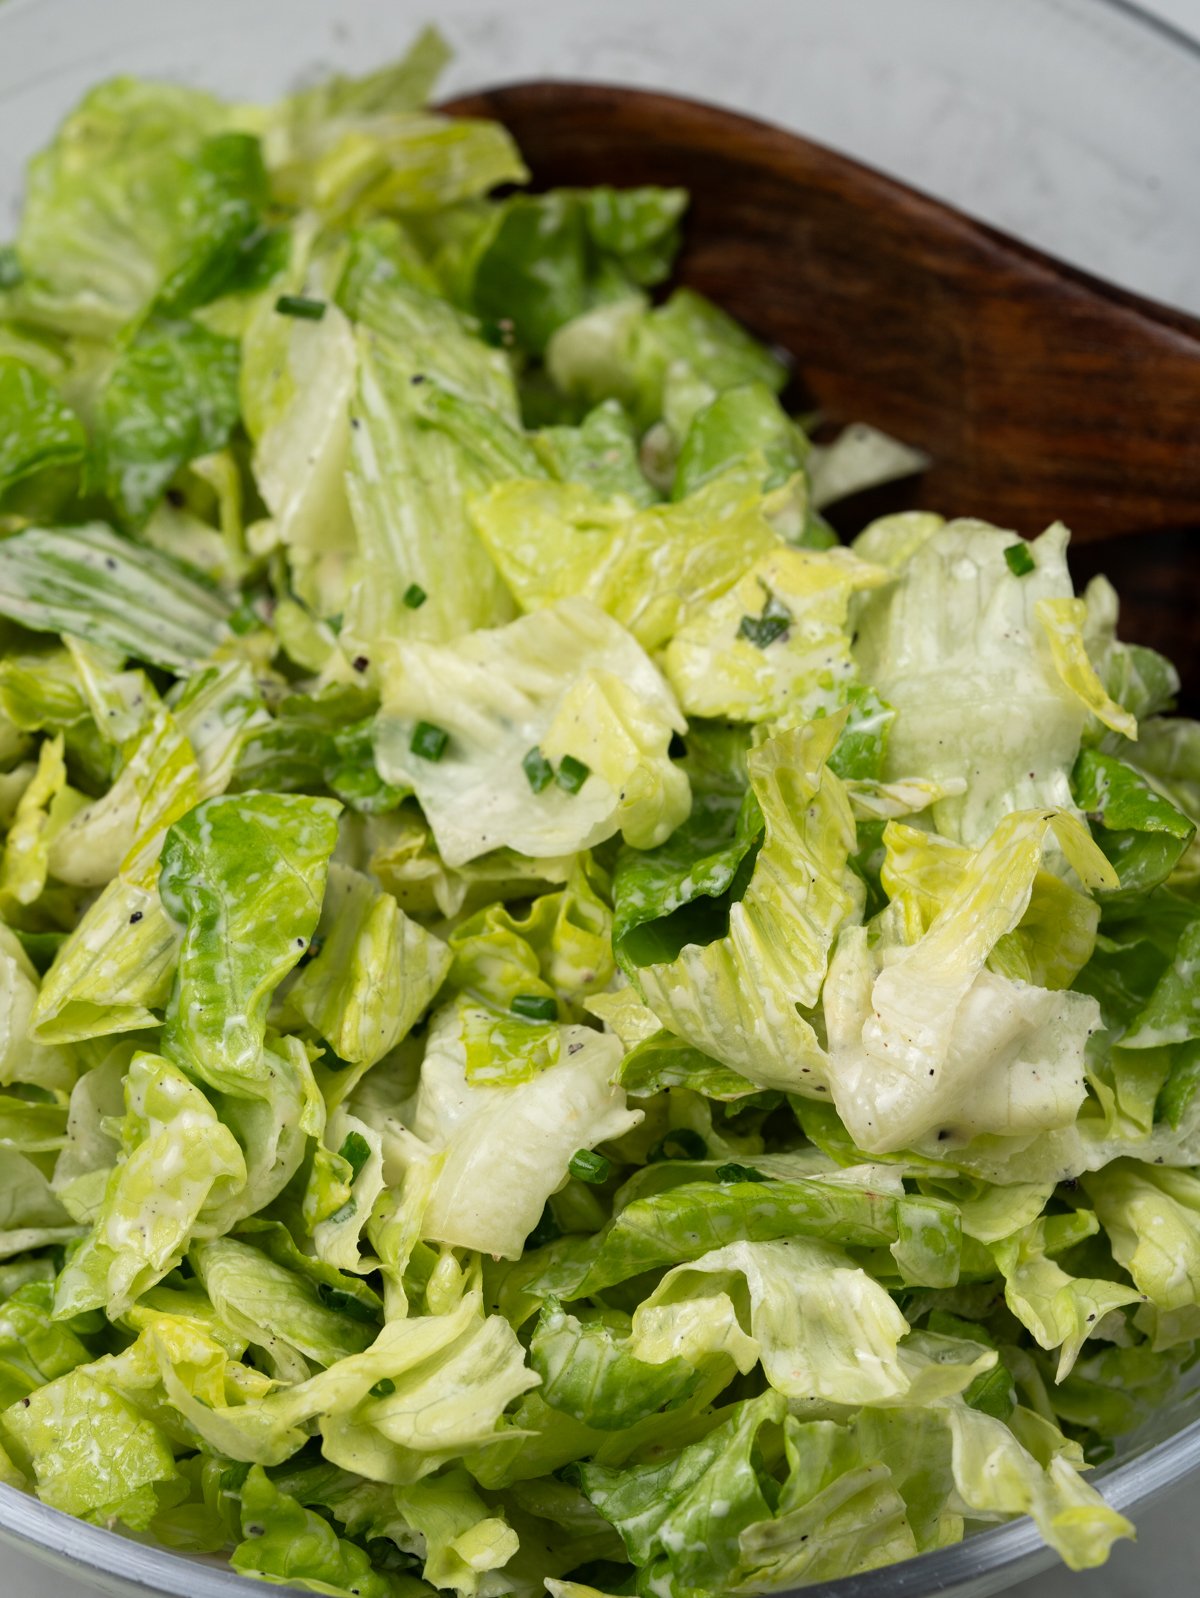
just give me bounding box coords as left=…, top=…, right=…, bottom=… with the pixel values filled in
left=444, top=83, right=1200, bottom=701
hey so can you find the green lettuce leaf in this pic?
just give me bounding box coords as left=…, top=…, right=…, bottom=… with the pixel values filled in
left=374, top=597, right=688, bottom=865
left=401, top=1009, right=640, bottom=1259
left=0, top=523, right=233, bottom=670
left=1072, top=748, right=1195, bottom=900
left=159, top=792, right=341, bottom=1096
left=632, top=719, right=861, bottom=1094
left=53, top=1050, right=245, bottom=1318
left=0, top=356, right=87, bottom=502
left=94, top=317, right=241, bottom=527
left=530, top=1299, right=699, bottom=1429
left=231, top=1464, right=406, bottom=1598
left=470, top=465, right=781, bottom=653
left=825, top=808, right=1113, bottom=1153
left=853, top=519, right=1088, bottom=846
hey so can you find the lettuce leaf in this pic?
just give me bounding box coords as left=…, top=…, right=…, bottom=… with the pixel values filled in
left=632, top=719, right=861, bottom=1094
left=374, top=597, right=688, bottom=865
left=853, top=519, right=1088, bottom=846
left=159, top=792, right=341, bottom=1097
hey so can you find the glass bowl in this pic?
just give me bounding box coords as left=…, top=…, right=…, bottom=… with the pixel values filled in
left=2, top=2, right=1200, bottom=1595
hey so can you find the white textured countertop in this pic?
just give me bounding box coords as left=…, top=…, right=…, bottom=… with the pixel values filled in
left=2, top=1, right=1200, bottom=1594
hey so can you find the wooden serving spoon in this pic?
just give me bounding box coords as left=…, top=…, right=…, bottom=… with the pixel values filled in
left=443, top=82, right=1200, bottom=699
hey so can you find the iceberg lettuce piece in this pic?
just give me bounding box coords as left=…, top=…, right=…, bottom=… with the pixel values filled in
left=159, top=792, right=341, bottom=1097
left=400, top=1009, right=640, bottom=1259
left=634, top=719, right=861, bottom=1094
left=853, top=519, right=1088, bottom=846
left=0, top=926, right=75, bottom=1095
left=375, top=597, right=688, bottom=866
left=53, top=1051, right=245, bottom=1318
left=470, top=465, right=781, bottom=653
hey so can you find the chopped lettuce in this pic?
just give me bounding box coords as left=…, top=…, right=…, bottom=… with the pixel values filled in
left=0, top=35, right=1194, bottom=1598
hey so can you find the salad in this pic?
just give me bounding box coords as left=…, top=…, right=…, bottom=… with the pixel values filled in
left=0, top=26, right=1199, bottom=1598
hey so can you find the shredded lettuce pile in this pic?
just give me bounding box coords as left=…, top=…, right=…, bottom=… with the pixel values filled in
left=1, top=28, right=1199, bottom=1598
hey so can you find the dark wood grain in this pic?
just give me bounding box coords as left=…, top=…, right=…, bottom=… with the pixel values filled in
left=442, top=82, right=1200, bottom=697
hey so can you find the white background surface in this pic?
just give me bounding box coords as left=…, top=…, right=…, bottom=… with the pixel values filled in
left=2, top=0, right=1200, bottom=1594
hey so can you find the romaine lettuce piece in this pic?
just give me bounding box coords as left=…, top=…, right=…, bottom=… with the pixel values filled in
left=0, top=1146, right=83, bottom=1258
left=94, top=317, right=241, bottom=527
left=391, top=1469, right=519, bottom=1596
left=374, top=597, right=688, bottom=865
left=501, top=1172, right=960, bottom=1316
left=0, top=523, right=233, bottom=670
left=1073, top=748, right=1196, bottom=900
left=0, top=356, right=87, bottom=501
left=159, top=792, right=340, bottom=1097
left=546, top=287, right=788, bottom=435
left=535, top=399, right=657, bottom=506
left=465, top=186, right=687, bottom=355
left=341, top=281, right=538, bottom=655
left=530, top=1299, right=699, bottom=1430
left=53, top=1050, right=245, bottom=1318
left=3, top=1364, right=177, bottom=1530
left=231, top=1465, right=405, bottom=1598
left=191, top=1236, right=376, bottom=1379
left=988, top=1214, right=1142, bottom=1380
left=11, top=79, right=235, bottom=335
left=633, top=719, right=861, bottom=1094
left=290, top=863, right=450, bottom=1097
left=470, top=465, right=781, bottom=652
left=853, top=519, right=1088, bottom=845
left=662, top=544, right=889, bottom=723
left=825, top=808, right=1113, bottom=1153
left=639, top=1238, right=914, bottom=1405
left=400, top=1009, right=640, bottom=1259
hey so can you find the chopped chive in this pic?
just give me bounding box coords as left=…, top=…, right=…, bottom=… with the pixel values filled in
left=555, top=754, right=590, bottom=794
left=569, top=1149, right=612, bottom=1185
left=648, top=1128, right=708, bottom=1163
left=402, top=583, right=427, bottom=609
left=739, top=586, right=793, bottom=648
left=275, top=292, right=326, bottom=321
left=338, top=1130, right=372, bottom=1182
left=1004, top=542, right=1036, bottom=576
left=370, top=1377, right=396, bottom=1399
left=714, top=1162, right=768, bottom=1184
left=511, top=993, right=558, bottom=1022
left=522, top=745, right=554, bottom=793
left=738, top=613, right=791, bottom=649
left=411, top=721, right=449, bottom=761
left=0, top=245, right=23, bottom=290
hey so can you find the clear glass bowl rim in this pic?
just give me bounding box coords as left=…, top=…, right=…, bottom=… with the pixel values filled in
left=0, top=0, right=1199, bottom=1594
